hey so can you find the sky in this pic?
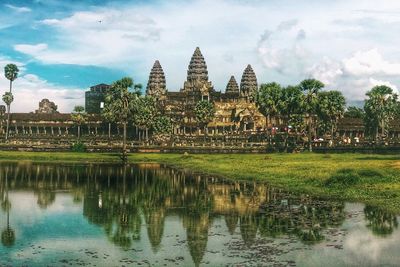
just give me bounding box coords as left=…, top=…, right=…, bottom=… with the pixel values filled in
left=1, top=0, right=400, bottom=112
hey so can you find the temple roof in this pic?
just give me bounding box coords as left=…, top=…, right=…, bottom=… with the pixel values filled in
left=187, top=47, right=208, bottom=83
left=225, top=76, right=239, bottom=94
left=146, top=60, right=167, bottom=97
left=240, top=64, right=258, bottom=97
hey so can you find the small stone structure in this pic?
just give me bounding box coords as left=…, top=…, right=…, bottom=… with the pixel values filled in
left=85, top=83, right=110, bottom=114
left=35, top=99, right=58, bottom=114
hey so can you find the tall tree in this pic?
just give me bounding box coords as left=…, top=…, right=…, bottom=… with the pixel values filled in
left=3, top=64, right=19, bottom=140
left=298, top=79, right=325, bottom=151
left=1, top=167, right=15, bottom=247
left=71, top=105, right=87, bottom=140
left=131, top=96, right=158, bottom=141
left=194, top=100, right=215, bottom=135
left=256, top=82, right=283, bottom=128
left=105, top=77, right=141, bottom=161
left=101, top=104, right=115, bottom=140
left=317, top=90, right=346, bottom=140
left=256, top=82, right=283, bottom=144
left=152, top=115, right=173, bottom=143
left=364, top=85, right=398, bottom=140
left=280, top=85, right=304, bottom=150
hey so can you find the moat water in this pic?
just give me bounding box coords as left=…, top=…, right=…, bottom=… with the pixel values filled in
left=0, top=162, right=399, bottom=266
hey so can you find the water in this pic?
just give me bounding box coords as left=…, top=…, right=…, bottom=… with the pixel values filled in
left=0, top=162, right=398, bottom=266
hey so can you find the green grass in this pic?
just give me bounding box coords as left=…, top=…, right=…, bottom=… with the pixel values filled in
left=1, top=151, right=400, bottom=213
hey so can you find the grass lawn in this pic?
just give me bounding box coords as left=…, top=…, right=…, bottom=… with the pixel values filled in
left=1, top=151, right=400, bottom=213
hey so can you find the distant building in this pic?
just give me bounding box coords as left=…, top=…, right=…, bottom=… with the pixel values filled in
left=85, top=83, right=110, bottom=114
left=35, top=99, right=59, bottom=114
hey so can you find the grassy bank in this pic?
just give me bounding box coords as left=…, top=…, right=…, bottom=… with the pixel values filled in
left=1, top=151, right=400, bottom=213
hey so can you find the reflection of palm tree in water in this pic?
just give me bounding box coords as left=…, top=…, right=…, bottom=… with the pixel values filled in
left=1, top=167, right=15, bottom=247
left=364, top=205, right=399, bottom=237
left=110, top=165, right=142, bottom=249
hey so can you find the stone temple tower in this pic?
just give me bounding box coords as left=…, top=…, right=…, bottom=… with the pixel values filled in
left=240, top=64, right=258, bottom=100
left=225, top=76, right=239, bottom=95
left=182, top=47, right=213, bottom=96
left=146, top=60, right=167, bottom=100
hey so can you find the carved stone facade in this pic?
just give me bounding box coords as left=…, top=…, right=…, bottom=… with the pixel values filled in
left=240, top=64, right=258, bottom=100
left=35, top=99, right=58, bottom=114
left=146, top=47, right=266, bottom=133
left=146, top=60, right=167, bottom=100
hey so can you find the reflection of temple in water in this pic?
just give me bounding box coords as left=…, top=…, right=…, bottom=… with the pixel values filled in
left=0, top=162, right=397, bottom=265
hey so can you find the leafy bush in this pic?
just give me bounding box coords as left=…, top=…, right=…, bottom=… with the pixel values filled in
left=324, top=169, right=360, bottom=187
left=71, top=142, right=86, bottom=152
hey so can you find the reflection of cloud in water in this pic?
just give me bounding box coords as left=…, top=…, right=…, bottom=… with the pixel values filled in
left=294, top=203, right=400, bottom=267
left=9, top=192, right=81, bottom=216
left=345, top=225, right=400, bottom=265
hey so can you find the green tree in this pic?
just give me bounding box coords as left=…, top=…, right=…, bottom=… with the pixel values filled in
left=105, top=77, right=141, bottom=160
left=256, top=82, right=283, bottom=128
left=152, top=116, right=173, bottom=144
left=3, top=64, right=19, bottom=140
left=101, top=104, right=115, bottom=140
left=1, top=167, right=15, bottom=247
left=194, top=100, right=215, bottom=135
left=317, top=90, right=346, bottom=139
left=364, top=85, right=398, bottom=140
left=153, top=116, right=172, bottom=134
left=344, top=106, right=365, bottom=119
left=71, top=105, right=87, bottom=140
left=280, top=85, right=304, bottom=150
left=132, top=96, right=158, bottom=141
left=299, top=79, right=325, bottom=151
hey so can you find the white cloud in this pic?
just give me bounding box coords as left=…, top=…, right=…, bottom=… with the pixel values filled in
left=14, top=43, right=48, bottom=56
left=369, top=77, right=399, bottom=93
left=5, top=4, right=32, bottom=13
left=8, top=0, right=400, bottom=100
left=342, top=49, right=400, bottom=76
left=0, top=57, right=84, bottom=113
left=308, top=49, right=400, bottom=102
left=257, top=20, right=309, bottom=76
left=308, top=57, right=343, bottom=86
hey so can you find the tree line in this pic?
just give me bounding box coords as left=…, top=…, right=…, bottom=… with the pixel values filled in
left=255, top=78, right=400, bottom=150
left=2, top=64, right=400, bottom=151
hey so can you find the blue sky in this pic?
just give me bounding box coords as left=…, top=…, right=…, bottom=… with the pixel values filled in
left=1, top=0, right=400, bottom=112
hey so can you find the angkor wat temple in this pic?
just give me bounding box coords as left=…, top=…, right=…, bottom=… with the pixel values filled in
left=0, top=47, right=396, bottom=148
left=145, top=47, right=266, bottom=134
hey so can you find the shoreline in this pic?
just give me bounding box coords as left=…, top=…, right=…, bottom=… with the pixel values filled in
left=1, top=151, right=400, bottom=213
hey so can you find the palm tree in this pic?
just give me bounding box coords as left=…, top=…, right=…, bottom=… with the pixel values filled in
left=317, top=91, right=346, bottom=141
left=280, top=85, right=304, bottom=151
left=71, top=105, right=87, bottom=140
left=298, top=79, right=325, bottom=152
left=364, top=85, right=398, bottom=141
left=131, top=96, right=158, bottom=142
left=101, top=104, right=115, bottom=140
left=105, top=77, right=141, bottom=161
left=256, top=82, right=283, bottom=144
left=3, top=64, right=19, bottom=140
left=194, top=100, right=215, bottom=136
left=257, top=82, right=283, bottom=126
left=1, top=167, right=15, bottom=247
left=152, top=115, right=173, bottom=144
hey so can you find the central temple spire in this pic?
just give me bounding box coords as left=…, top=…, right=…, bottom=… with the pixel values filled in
left=182, top=47, right=213, bottom=94
left=187, top=47, right=208, bottom=83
